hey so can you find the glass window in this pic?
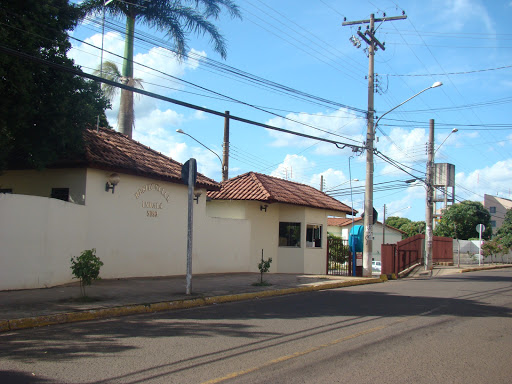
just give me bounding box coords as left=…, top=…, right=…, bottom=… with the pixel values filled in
left=306, top=224, right=323, bottom=248
left=279, top=222, right=301, bottom=247
left=491, top=220, right=496, bottom=227
left=489, top=206, right=496, bottom=214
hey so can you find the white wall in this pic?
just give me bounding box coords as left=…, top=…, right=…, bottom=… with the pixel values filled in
left=0, top=194, right=88, bottom=290
left=0, top=169, right=252, bottom=290
left=303, top=208, right=328, bottom=274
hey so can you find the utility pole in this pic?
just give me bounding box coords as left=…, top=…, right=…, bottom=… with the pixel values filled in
left=320, top=175, right=324, bottom=192
left=382, top=204, right=386, bottom=244
left=222, top=111, right=229, bottom=182
left=343, top=12, right=406, bottom=276
left=425, top=119, right=435, bottom=271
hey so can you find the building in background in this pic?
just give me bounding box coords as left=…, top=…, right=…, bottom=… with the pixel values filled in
left=484, top=194, right=512, bottom=233
left=327, top=217, right=404, bottom=262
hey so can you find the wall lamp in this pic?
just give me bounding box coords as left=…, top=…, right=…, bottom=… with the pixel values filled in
left=260, top=204, right=268, bottom=212
left=194, top=191, right=202, bottom=204
left=105, top=173, right=120, bottom=193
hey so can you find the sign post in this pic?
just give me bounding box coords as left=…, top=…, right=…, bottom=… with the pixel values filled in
left=182, top=159, right=197, bottom=295
left=476, top=224, right=485, bottom=266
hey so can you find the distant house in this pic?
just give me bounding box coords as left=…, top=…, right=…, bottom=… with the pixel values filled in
left=483, top=194, right=512, bottom=233
left=327, top=217, right=404, bottom=262
left=207, top=172, right=354, bottom=274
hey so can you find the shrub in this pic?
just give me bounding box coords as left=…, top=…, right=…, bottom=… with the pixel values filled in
left=70, top=249, right=104, bottom=297
left=257, top=256, right=272, bottom=285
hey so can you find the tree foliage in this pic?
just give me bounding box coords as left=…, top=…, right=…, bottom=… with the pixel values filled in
left=434, top=201, right=492, bottom=240
left=385, top=216, right=425, bottom=239
left=0, top=0, right=110, bottom=171
left=495, top=209, right=512, bottom=250
left=79, top=0, right=241, bottom=136
left=70, top=249, right=104, bottom=297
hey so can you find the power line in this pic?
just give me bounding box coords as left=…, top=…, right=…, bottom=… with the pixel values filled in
left=0, top=44, right=366, bottom=153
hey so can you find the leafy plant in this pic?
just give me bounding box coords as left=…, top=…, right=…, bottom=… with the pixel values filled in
left=256, top=252, right=272, bottom=286
left=70, top=249, right=104, bottom=297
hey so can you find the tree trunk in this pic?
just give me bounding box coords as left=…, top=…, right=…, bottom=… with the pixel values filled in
left=118, top=15, right=135, bottom=138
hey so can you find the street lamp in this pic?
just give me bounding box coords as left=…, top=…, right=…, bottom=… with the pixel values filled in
left=363, top=81, right=443, bottom=277
left=176, top=129, right=224, bottom=174
left=435, top=128, right=458, bottom=155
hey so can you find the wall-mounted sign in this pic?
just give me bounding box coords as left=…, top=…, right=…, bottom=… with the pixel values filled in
left=134, top=183, right=169, bottom=218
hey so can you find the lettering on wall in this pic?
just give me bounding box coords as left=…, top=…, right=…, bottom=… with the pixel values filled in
left=134, top=183, right=169, bottom=218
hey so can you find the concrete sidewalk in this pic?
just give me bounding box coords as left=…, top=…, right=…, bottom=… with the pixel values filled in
left=0, top=273, right=382, bottom=333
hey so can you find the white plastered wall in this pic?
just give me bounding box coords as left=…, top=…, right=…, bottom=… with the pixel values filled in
left=0, top=193, right=88, bottom=290
left=0, top=168, right=252, bottom=289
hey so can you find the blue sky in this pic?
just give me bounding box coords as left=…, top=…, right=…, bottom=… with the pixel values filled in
left=69, top=0, right=512, bottom=222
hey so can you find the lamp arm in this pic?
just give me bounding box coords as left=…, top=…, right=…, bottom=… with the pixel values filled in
left=374, top=86, right=433, bottom=130
left=183, top=133, right=223, bottom=166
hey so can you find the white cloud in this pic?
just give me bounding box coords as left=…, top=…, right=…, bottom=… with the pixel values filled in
left=456, top=159, right=512, bottom=200
left=265, top=108, right=365, bottom=154
left=437, top=0, right=495, bottom=34
left=270, top=154, right=313, bottom=183
left=377, top=127, right=428, bottom=176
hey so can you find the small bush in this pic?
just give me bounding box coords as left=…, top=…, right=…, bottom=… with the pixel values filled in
left=70, top=249, right=103, bottom=297
left=257, top=256, right=272, bottom=285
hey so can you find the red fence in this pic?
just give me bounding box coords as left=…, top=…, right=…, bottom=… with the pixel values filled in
left=381, top=235, right=453, bottom=276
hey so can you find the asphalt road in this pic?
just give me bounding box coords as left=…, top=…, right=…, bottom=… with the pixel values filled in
left=1, top=269, right=511, bottom=383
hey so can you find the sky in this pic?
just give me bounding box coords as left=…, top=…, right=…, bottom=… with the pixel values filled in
left=69, top=0, right=512, bottom=222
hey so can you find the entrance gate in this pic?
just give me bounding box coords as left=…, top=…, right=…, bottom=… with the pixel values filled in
left=326, top=237, right=352, bottom=276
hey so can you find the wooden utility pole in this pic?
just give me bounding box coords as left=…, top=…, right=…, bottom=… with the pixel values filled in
left=382, top=204, right=386, bottom=244
left=343, top=12, right=406, bottom=276
left=425, top=119, right=435, bottom=271
left=222, top=111, right=230, bottom=182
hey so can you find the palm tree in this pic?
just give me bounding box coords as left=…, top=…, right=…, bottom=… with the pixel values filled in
left=93, top=60, right=143, bottom=128
left=80, top=0, right=241, bottom=138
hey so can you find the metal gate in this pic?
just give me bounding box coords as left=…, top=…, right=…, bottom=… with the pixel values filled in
left=326, top=238, right=352, bottom=276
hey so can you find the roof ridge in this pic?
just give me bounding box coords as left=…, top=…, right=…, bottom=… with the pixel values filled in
left=249, top=172, right=273, bottom=200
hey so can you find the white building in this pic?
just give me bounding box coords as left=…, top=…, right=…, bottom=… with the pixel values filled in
left=327, top=217, right=404, bottom=262
left=0, top=128, right=354, bottom=290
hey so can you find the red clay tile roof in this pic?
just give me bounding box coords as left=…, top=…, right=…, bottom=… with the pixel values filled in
left=327, top=217, right=405, bottom=234
left=207, top=172, right=354, bottom=214
left=57, top=127, right=219, bottom=190
left=327, top=217, right=362, bottom=227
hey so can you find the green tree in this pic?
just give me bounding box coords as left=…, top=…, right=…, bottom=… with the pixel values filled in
left=0, top=0, right=110, bottom=171
left=434, top=201, right=492, bottom=240
left=495, top=209, right=512, bottom=250
left=385, top=216, right=411, bottom=231
left=80, top=0, right=241, bottom=138
left=385, top=217, right=425, bottom=239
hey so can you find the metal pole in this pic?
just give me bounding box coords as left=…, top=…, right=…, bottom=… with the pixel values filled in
left=363, top=14, right=375, bottom=277
left=425, top=119, right=434, bottom=271
left=185, top=159, right=196, bottom=295
left=478, top=226, right=483, bottom=266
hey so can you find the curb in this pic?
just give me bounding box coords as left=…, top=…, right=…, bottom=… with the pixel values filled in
left=0, top=277, right=382, bottom=333
left=460, top=265, right=512, bottom=273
